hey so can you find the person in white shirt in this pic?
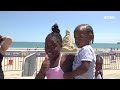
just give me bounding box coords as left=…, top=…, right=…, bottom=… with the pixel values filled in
left=64, top=24, right=96, bottom=79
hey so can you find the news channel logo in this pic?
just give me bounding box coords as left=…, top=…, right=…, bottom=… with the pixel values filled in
left=104, top=16, right=116, bottom=20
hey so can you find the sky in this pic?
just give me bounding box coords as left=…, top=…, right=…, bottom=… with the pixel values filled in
left=0, top=11, right=120, bottom=43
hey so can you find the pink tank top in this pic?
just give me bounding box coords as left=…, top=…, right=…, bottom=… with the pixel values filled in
left=46, top=53, right=64, bottom=79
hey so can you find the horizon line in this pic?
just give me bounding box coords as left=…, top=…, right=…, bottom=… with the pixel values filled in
left=12, top=41, right=118, bottom=44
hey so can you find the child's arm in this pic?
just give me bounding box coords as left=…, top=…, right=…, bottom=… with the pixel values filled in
left=64, top=61, right=90, bottom=79
left=35, top=64, right=46, bottom=79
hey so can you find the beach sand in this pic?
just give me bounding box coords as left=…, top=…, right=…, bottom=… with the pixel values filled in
left=4, top=71, right=35, bottom=79
left=103, top=70, right=120, bottom=79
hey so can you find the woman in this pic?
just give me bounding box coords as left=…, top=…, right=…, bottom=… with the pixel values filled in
left=0, top=35, right=12, bottom=79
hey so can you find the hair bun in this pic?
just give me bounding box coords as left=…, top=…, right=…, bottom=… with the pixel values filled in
left=52, top=23, right=60, bottom=33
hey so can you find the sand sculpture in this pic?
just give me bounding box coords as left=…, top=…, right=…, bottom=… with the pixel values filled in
left=61, top=30, right=77, bottom=52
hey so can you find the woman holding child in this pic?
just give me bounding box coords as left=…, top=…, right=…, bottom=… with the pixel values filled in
left=35, top=24, right=75, bottom=79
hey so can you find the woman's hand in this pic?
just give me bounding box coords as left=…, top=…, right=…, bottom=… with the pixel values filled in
left=0, top=35, right=3, bottom=44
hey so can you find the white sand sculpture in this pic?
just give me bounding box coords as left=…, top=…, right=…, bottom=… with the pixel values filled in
left=61, top=30, right=77, bottom=52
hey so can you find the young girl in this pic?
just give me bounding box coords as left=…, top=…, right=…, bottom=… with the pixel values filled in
left=95, top=55, right=103, bottom=79
left=35, top=24, right=75, bottom=79
left=64, top=24, right=96, bottom=79
left=0, top=35, right=12, bottom=79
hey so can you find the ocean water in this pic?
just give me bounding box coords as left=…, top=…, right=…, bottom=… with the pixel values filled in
left=10, top=42, right=120, bottom=49
left=10, top=42, right=45, bottom=48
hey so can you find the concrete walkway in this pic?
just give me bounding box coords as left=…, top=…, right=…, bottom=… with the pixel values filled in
left=103, top=70, right=120, bottom=79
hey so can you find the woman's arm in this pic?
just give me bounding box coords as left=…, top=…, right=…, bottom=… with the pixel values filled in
left=0, top=36, right=12, bottom=55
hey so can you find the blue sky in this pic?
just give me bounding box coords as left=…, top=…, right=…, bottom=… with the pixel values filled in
left=0, top=11, right=120, bottom=43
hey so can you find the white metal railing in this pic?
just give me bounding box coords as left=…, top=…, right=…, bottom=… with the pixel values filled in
left=2, top=51, right=120, bottom=74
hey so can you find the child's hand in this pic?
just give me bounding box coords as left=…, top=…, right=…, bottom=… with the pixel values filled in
left=41, top=54, right=50, bottom=72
